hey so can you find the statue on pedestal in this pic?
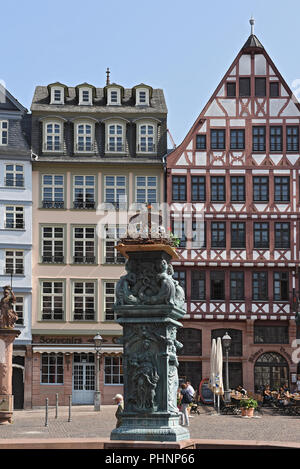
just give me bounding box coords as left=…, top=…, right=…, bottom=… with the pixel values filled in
left=0, top=286, right=17, bottom=329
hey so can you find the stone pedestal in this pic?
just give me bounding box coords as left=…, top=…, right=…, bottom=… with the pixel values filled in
left=0, top=328, right=20, bottom=424
left=110, top=247, right=190, bottom=442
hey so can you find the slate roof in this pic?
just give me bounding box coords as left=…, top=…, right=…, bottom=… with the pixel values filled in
left=31, top=86, right=167, bottom=114
left=242, top=34, right=264, bottom=50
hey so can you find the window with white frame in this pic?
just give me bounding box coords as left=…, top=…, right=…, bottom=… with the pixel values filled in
left=73, top=175, right=95, bottom=209
left=75, top=123, right=94, bottom=152
left=72, top=281, right=96, bottom=321
left=41, top=353, right=64, bottom=384
left=5, top=164, right=24, bottom=187
left=73, top=226, right=96, bottom=264
left=41, top=226, right=64, bottom=263
left=5, top=250, right=24, bottom=275
left=41, top=281, right=64, bottom=321
left=79, top=88, right=92, bottom=105
left=107, top=123, right=125, bottom=152
left=44, top=121, right=63, bottom=152
left=42, top=174, right=64, bottom=208
left=136, top=176, right=157, bottom=204
left=15, top=296, right=24, bottom=325
left=50, top=87, right=64, bottom=104
left=104, top=281, right=117, bottom=321
left=104, top=356, right=123, bottom=384
left=104, top=175, right=127, bottom=207
left=0, top=120, right=8, bottom=145
left=136, top=88, right=149, bottom=106
left=104, top=225, right=126, bottom=264
left=137, top=123, right=155, bottom=152
left=5, top=206, right=24, bottom=229
left=107, top=88, right=121, bottom=105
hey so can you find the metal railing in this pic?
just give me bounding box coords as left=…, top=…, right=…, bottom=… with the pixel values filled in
left=73, top=200, right=95, bottom=209
left=42, top=200, right=65, bottom=209
left=42, top=255, right=65, bottom=264
left=73, top=255, right=96, bottom=264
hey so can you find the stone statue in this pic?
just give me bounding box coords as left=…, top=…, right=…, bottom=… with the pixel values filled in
left=0, top=286, right=17, bottom=329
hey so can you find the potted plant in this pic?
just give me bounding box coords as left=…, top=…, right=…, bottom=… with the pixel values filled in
left=239, top=397, right=258, bottom=417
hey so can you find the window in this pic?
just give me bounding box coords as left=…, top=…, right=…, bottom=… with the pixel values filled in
left=5, top=206, right=24, bottom=229
left=211, top=176, right=225, bottom=201
left=107, top=88, right=121, bottom=105
left=5, top=250, right=24, bottom=274
left=73, top=281, right=96, bottom=321
left=41, top=281, right=64, bottom=320
left=274, top=176, right=290, bottom=202
left=79, top=88, right=92, bottom=105
left=0, top=121, right=8, bottom=145
left=270, top=126, right=282, bottom=152
left=286, top=126, right=299, bottom=152
left=230, top=272, right=244, bottom=300
left=254, top=222, right=269, bottom=248
left=230, top=176, right=245, bottom=201
left=211, top=329, right=242, bottom=356
left=172, top=176, right=186, bottom=201
left=75, top=123, right=94, bottom=152
left=104, top=281, right=117, bottom=321
left=211, top=222, right=226, bottom=248
left=191, top=271, right=205, bottom=300
left=50, top=87, right=64, bottom=104
left=73, top=175, right=95, bottom=209
left=15, top=296, right=24, bottom=325
left=73, top=226, right=96, bottom=264
left=239, top=77, right=251, bottom=97
left=270, top=82, right=279, bottom=97
left=230, top=129, right=245, bottom=150
left=226, top=82, right=236, bottom=97
left=210, top=129, right=225, bottom=150
left=274, top=272, right=289, bottom=301
left=196, top=134, right=206, bottom=150
left=255, top=78, right=266, bottom=97
left=136, top=176, right=157, bottom=204
left=107, top=123, right=124, bottom=152
left=210, top=271, right=225, bottom=300
left=252, top=272, right=268, bottom=300
left=104, top=356, right=123, bottom=384
left=41, top=353, right=64, bottom=384
left=172, top=221, right=187, bottom=248
left=137, top=124, right=155, bottom=152
left=252, top=126, right=266, bottom=151
left=191, top=176, right=206, bottom=201
left=231, top=222, right=246, bottom=248
left=104, top=175, right=127, bottom=208
left=5, top=164, right=24, bottom=187
left=42, top=174, right=64, bottom=209
left=136, top=88, right=149, bottom=106
left=104, top=225, right=126, bottom=264
left=42, top=226, right=64, bottom=263
left=44, top=122, right=63, bottom=152
left=192, top=220, right=206, bottom=248
left=254, top=325, right=289, bottom=344
left=253, top=176, right=269, bottom=201
left=177, top=328, right=202, bottom=356
left=173, top=270, right=186, bottom=295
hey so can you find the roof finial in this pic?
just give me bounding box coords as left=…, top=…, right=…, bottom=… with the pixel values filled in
left=106, top=67, right=110, bottom=86
left=249, top=16, right=255, bottom=35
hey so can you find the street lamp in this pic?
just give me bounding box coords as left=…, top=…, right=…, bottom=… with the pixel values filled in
left=222, top=332, right=232, bottom=403
left=93, top=332, right=103, bottom=411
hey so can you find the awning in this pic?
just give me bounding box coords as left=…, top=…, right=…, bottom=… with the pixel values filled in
left=33, top=346, right=123, bottom=355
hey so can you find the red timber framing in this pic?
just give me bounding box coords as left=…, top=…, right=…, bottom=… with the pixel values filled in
left=167, top=31, right=300, bottom=324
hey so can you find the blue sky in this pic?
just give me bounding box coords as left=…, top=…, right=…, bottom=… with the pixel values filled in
left=2, top=0, right=300, bottom=145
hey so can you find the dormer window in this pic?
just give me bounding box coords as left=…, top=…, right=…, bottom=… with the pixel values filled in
left=0, top=121, right=8, bottom=145
left=43, top=120, right=63, bottom=152
left=136, top=120, right=157, bottom=154
left=136, top=88, right=149, bottom=106
left=108, top=88, right=121, bottom=106
left=50, top=87, right=64, bottom=104
left=79, top=88, right=92, bottom=105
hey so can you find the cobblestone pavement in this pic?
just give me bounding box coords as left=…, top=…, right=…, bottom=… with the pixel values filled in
left=0, top=405, right=299, bottom=443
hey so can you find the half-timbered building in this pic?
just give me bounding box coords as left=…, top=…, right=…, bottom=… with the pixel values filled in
left=167, top=22, right=299, bottom=393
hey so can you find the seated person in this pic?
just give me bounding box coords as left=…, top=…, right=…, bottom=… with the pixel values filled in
left=263, top=385, right=273, bottom=405
left=236, top=385, right=247, bottom=396
left=277, top=387, right=291, bottom=407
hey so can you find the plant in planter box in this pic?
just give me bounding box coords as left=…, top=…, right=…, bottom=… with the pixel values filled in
left=239, top=398, right=258, bottom=417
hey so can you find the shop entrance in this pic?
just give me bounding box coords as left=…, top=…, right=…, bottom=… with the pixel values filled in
left=72, top=353, right=95, bottom=404
left=254, top=352, right=289, bottom=392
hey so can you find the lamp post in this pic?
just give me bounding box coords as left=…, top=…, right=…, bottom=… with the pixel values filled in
left=93, top=332, right=103, bottom=411
left=222, top=331, right=232, bottom=403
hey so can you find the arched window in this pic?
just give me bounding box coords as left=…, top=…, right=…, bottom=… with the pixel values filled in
left=254, top=352, right=289, bottom=392
left=107, top=123, right=124, bottom=152
left=138, top=123, right=155, bottom=153
left=76, top=123, right=93, bottom=152
left=44, top=121, right=63, bottom=152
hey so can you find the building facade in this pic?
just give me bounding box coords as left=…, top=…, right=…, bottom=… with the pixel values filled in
left=167, top=30, right=300, bottom=393
left=30, top=76, right=167, bottom=406
left=0, top=85, right=32, bottom=409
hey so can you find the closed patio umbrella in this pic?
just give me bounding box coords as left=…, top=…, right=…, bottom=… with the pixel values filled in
left=215, top=337, right=224, bottom=414
left=208, top=338, right=217, bottom=409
